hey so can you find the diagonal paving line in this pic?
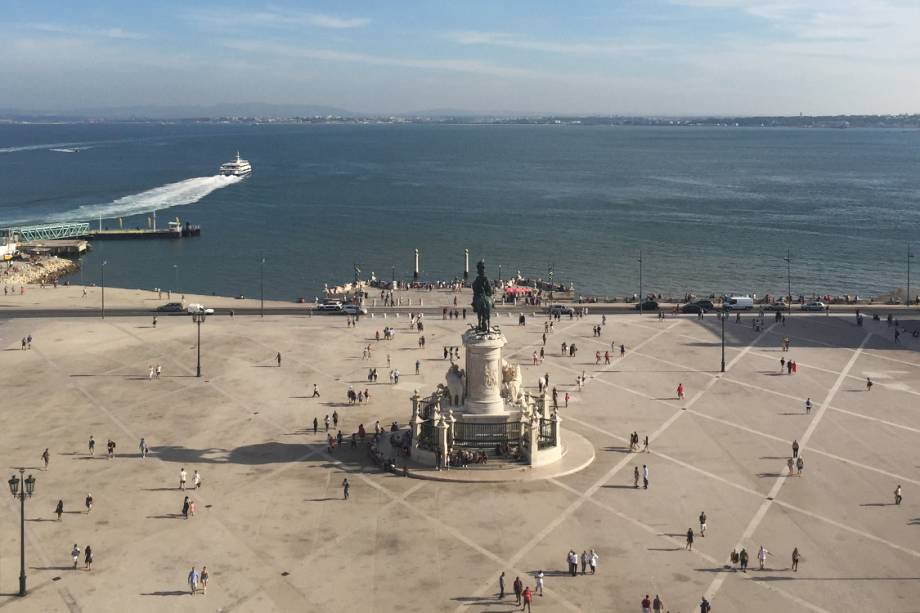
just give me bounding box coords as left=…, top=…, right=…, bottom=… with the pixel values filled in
left=548, top=477, right=832, bottom=613
left=704, top=331, right=872, bottom=604
left=564, top=414, right=920, bottom=561
left=133, top=315, right=588, bottom=613
left=684, top=408, right=920, bottom=487
left=455, top=320, right=770, bottom=612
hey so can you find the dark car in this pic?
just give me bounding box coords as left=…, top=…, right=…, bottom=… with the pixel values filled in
left=156, top=302, right=185, bottom=312
left=694, top=300, right=715, bottom=311
left=548, top=304, right=575, bottom=316
left=681, top=303, right=703, bottom=314
left=635, top=300, right=659, bottom=311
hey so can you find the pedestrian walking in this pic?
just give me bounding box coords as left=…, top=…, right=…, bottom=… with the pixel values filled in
left=312, top=384, right=321, bottom=398
left=27, top=334, right=31, bottom=349
left=194, top=470, right=201, bottom=489
left=739, top=547, right=749, bottom=572
left=895, top=484, right=902, bottom=505
left=643, top=464, right=649, bottom=489
left=155, top=364, right=162, bottom=379
left=41, top=448, right=50, bottom=470
left=805, top=397, right=812, bottom=413
left=313, top=417, right=318, bottom=434
left=643, top=435, right=649, bottom=453
left=796, top=456, right=804, bottom=476
left=188, top=566, right=199, bottom=595
left=88, top=435, right=95, bottom=456
left=513, top=576, right=523, bottom=605
left=499, top=571, right=505, bottom=599
left=780, top=357, right=785, bottom=372
left=333, top=410, right=339, bottom=428
left=580, top=550, right=588, bottom=575
left=567, top=550, right=577, bottom=576
left=200, top=566, right=209, bottom=594
left=792, top=439, right=799, bottom=458
left=787, top=457, right=795, bottom=475
left=792, top=547, right=800, bottom=571
left=652, top=594, right=664, bottom=613
left=620, top=344, right=625, bottom=357
left=55, top=499, right=64, bottom=520
left=758, top=545, right=770, bottom=570
left=534, top=570, right=544, bottom=596
left=677, top=382, right=685, bottom=400
left=686, top=528, right=694, bottom=550
left=642, top=594, right=652, bottom=613
left=699, top=511, right=707, bottom=536
left=634, top=466, right=640, bottom=488
left=85, top=493, right=93, bottom=513
left=700, top=595, right=711, bottom=613
left=589, top=549, right=598, bottom=574
left=324, top=414, right=330, bottom=431
left=182, top=496, right=190, bottom=519
left=180, top=467, right=187, bottom=490
left=84, top=545, right=93, bottom=571
left=342, top=478, right=350, bottom=500
left=415, top=359, right=420, bottom=375
left=139, top=438, right=147, bottom=459
left=866, top=377, right=873, bottom=391
left=72, top=544, right=80, bottom=569
left=521, top=586, right=533, bottom=612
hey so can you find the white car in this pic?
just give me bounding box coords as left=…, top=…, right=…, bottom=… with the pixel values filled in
left=317, top=301, right=343, bottom=312
left=801, top=301, right=826, bottom=312
left=186, top=303, right=214, bottom=315
left=342, top=304, right=368, bottom=315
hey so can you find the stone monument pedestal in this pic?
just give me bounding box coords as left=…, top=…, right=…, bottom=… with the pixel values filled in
left=462, top=328, right=508, bottom=415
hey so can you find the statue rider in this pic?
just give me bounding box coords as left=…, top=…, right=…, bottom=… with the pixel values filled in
left=471, top=260, right=494, bottom=332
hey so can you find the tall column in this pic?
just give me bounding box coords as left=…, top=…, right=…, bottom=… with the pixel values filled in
left=436, top=416, right=449, bottom=468
left=414, top=249, right=419, bottom=281
left=464, top=249, right=469, bottom=281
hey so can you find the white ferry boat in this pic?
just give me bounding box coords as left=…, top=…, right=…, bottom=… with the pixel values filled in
left=219, top=152, right=252, bottom=177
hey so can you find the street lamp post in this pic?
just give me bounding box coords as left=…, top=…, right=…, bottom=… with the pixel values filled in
left=192, top=312, right=206, bottom=377
left=907, top=243, right=914, bottom=309
left=8, top=469, right=36, bottom=597
left=638, top=250, right=644, bottom=315
left=720, top=311, right=727, bottom=373
left=260, top=255, right=265, bottom=319
left=784, top=250, right=792, bottom=314
left=101, top=260, right=107, bottom=319
left=173, top=264, right=179, bottom=294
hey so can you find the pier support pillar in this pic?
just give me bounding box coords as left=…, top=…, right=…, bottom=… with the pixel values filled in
left=464, top=249, right=469, bottom=281
left=414, top=249, right=419, bottom=281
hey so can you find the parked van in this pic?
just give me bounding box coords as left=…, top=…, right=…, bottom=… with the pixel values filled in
left=725, top=296, right=754, bottom=310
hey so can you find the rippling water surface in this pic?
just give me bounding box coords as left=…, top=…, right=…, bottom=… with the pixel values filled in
left=0, top=123, right=917, bottom=300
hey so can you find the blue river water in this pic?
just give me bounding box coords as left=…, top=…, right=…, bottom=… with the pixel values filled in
left=0, top=123, right=917, bottom=300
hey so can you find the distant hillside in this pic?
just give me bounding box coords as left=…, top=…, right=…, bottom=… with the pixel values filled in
left=0, top=102, right=358, bottom=120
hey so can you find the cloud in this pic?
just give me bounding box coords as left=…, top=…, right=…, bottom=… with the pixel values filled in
left=445, top=31, right=665, bottom=57
left=26, top=22, right=146, bottom=40
left=186, top=7, right=369, bottom=30
left=220, top=40, right=543, bottom=78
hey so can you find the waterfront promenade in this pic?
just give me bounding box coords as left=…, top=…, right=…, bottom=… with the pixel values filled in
left=0, top=285, right=918, bottom=612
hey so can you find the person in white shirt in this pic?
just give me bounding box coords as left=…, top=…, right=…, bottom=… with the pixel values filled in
left=758, top=545, right=769, bottom=569
left=643, top=465, right=649, bottom=489
left=179, top=468, right=187, bottom=490
left=193, top=470, right=201, bottom=489
left=589, top=549, right=598, bottom=574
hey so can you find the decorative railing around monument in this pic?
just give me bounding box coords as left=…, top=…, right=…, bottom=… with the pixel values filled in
left=538, top=418, right=556, bottom=449
left=451, top=420, right=521, bottom=449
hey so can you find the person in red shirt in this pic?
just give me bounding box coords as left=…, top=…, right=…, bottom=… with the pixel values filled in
left=642, top=594, right=652, bottom=613
left=677, top=383, right=685, bottom=400
left=521, top=586, right=533, bottom=612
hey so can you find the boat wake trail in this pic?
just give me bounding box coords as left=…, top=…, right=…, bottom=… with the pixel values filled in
left=0, top=142, right=92, bottom=154
left=57, top=175, right=243, bottom=221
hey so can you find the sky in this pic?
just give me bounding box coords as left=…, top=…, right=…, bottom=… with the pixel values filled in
left=2, top=0, right=919, bottom=115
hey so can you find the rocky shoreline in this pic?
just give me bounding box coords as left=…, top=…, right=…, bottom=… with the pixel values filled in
left=1, top=256, right=79, bottom=287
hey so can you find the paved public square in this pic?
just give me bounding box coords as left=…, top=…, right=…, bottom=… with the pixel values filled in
left=1, top=287, right=918, bottom=612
